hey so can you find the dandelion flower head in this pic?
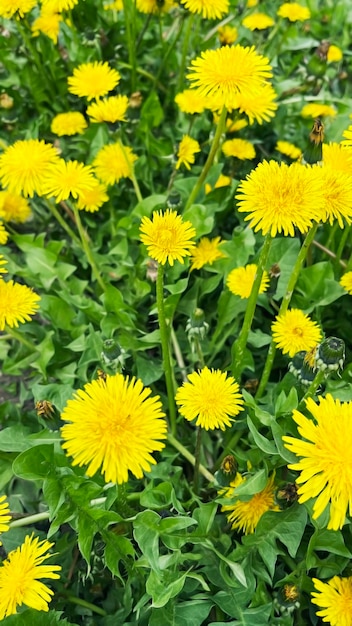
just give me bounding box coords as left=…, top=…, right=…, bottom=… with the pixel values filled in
left=42, top=0, right=79, bottom=10
left=136, top=0, right=175, bottom=14
left=76, top=181, right=109, bottom=212
left=61, top=373, right=167, bottom=484
left=0, top=256, right=8, bottom=276
left=242, top=12, right=275, bottom=31
left=140, top=209, right=196, bottom=266
left=327, top=44, right=343, bottom=63
left=205, top=173, right=232, bottom=194
left=283, top=394, right=352, bottom=530
left=277, top=2, right=311, bottom=21
left=93, top=142, right=137, bottom=185
left=276, top=140, right=302, bottom=160
left=218, top=24, right=238, bottom=46
left=227, top=264, right=269, bottom=299
left=0, top=191, right=32, bottom=223
left=176, top=135, right=201, bottom=170
left=51, top=111, right=87, bottom=136
left=87, top=95, right=129, bottom=123
left=222, top=138, right=255, bottom=160
left=221, top=473, right=279, bottom=534
left=236, top=160, right=325, bottom=237
left=0, top=139, right=59, bottom=198
left=301, top=103, right=336, bottom=118
left=0, top=0, right=36, bottom=18
left=340, top=271, right=352, bottom=295
left=271, top=309, right=322, bottom=357
left=318, top=165, right=352, bottom=228
left=225, top=82, right=278, bottom=125
left=180, top=0, right=229, bottom=20
left=175, top=89, right=207, bottom=115
left=68, top=61, right=120, bottom=101
left=175, top=366, right=244, bottom=431
left=190, top=236, right=226, bottom=270
left=0, top=224, right=8, bottom=245
left=0, top=280, right=40, bottom=331
left=0, top=534, right=61, bottom=619
left=187, top=45, right=272, bottom=109
left=0, top=495, right=11, bottom=544
left=311, top=576, right=352, bottom=625
left=41, top=159, right=95, bottom=203
left=324, top=144, right=352, bottom=175
left=31, top=8, right=62, bottom=43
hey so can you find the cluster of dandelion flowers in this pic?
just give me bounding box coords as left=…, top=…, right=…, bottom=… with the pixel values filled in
left=311, top=576, right=352, bottom=625
left=180, top=0, right=229, bottom=21
left=0, top=534, right=61, bottom=619
left=41, top=159, right=95, bottom=203
left=227, top=264, right=269, bottom=299
left=283, top=394, right=352, bottom=530
left=140, top=209, right=196, bottom=266
left=187, top=45, right=272, bottom=109
left=68, top=61, right=120, bottom=101
left=190, top=236, right=226, bottom=270
left=340, top=271, right=352, bottom=295
left=0, top=139, right=59, bottom=197
left=236, top=160, right=324, bottom=237
left=0, top=0, right=36, bottom=18
left=271, top=309, right=322, bottom=358
left=93, top=142, right=137, bottom=185
left=87, top=95, right=129, bottom=123
left=0, top=191, right=31, bottom=223
left=61, top=373, right=167, bottom=484
left=221, top=474, right=279, bottom=534
left=0, top=496, right=11, bottom=544
left=51, top=112, right=87, bottom=136
left=0, top=280, right=40, bottom=331
left=176, top=135, right=201, bottom=170
left=175, top=366, right=244, bottom=431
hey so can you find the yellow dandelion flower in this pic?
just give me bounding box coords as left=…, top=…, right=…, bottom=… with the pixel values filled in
left=51, top=111, right=87, bottom=136
left=323, top=143, right=352, bottom=173
left=247, top=0, right=258, bottom=6
left=187, top=45, right=272, bottom=109
left=0, top=496, right=11, bottom=544
left=174, top=89, right=207, bottom=115
left=218, top=24, right=238, bottom=46
left=0, top=224, right=8, bottom=245
left=180, top=0, right=229, bottom=20
left=93, top=142, right=138, bottom=186
left=0, top=280, right=40, bottom=330
left=42, top=0, right=78, bottom=9
left=190, top=236, right=226, bottom=270
left=341, top=125, right=352, bottom=148
left=301, top=103, right=336, bottom=118
left=222, top=138, right=255, bottom=160
left=42, top=159, right=95, bottom=203
left=176, top=135, right=201, bottom=170
left=283, top=394, right=352, bottom=530
left=86, top=95, right=129, bottom=123
left=0, top=256, right=8, bottom=275
left=76, top=181, right=109, bottom=212
left=340, top=271, right=352, bottom=295
left=104, top=0, right=123, bottom=9
left=175, top=366, right=244, bottom=431
left=227, top=264, right=269, bottom=299
left=276, top=140, right=302, bottom=160
left=236, top=160, right=325, bottom=237
left=0, top=139, right=59, bottom=198
left=0, top=534, right=61, bottom=619
left=205, top=173, right=232, bottom=194
left=136, top=0, right=175, bottom=13
left=242, top=12, right=275, bottom=30
left=140, top=209, right=196, bottom=266
left=229, top=82, right=278, bottom=125
left=226, top=118, right=248, bottom=132
left=312, top=576, right=352, bottom=624
left=271, top=309, right=322, bottom=357
left=61, top=373, right=167, bottom=484
left=31, top=8, right=62, bottom=43
left=221, top=474, right=279, bottom=534
left=68, top=61, right=120, bottom=101
left=318, top=165, right=352, bottom=227
left=277, top=2, right=310, bottom=21
left=327, top=44, right=343, bottom=63
left=0, top=0, right=36, bottom=18
left=0, top=191, right=31, bottom=223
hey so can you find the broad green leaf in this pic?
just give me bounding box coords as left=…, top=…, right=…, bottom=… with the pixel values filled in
left=247, top=417, right=278, bottom=455
left=134, top=510, right=161, bottom=572
left=146, top=569, right=188, bottom=608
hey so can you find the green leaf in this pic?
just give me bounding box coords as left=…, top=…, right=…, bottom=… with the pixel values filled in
left=234, top=469, right=268, bottom=497
left=247, top=417, right=278, bottom=455
left=104, top=532, right=135, bottom=581
left=150, top=599, right=213, bottom=626
left=13, top=444, right=55, bottom=480
left=2, top=609, right=77, bottom=625
left=133, top=510, right=161, bottom=572
left=0, top=425, right=32, bottom=452
left=308, top=528, right=352, bottom=559
left=146, top=569, right=188, bottom=608
left=256, top=505, right=307, bottom=560
left=274, top=388, right=299, bottom=416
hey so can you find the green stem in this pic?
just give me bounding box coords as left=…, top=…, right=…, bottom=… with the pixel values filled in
left=176, top=13, right=194, bottom=93
left=256, top=223, right=319, bottom=399
left=167, top=433, right=214, bottom=483
left=232, top=234, right=272, bottom=380
left=47, top=200, right=81, bottom=246
left=193, top=427, right=202, bottom=494
left=122, top=0, right=137, bottom=92
left=184, top=106, right=227, bottom=212
left=335, top=224, right=350, bottom=267
left=65, top=595, right=107, bottom=617
left=71, top=204, right=107, bottom=292
left=170, top=327, right=187, bottom=382
left=10, top=511, right=50, bottom=528
left=154, top=15, right=185, bottom=87
left=156, top=265, right=177, bottom=435
left=130, top=169, right=143, bottom=203
left=297, top=370, right=325, bottom=411
left=5, top=326, right=39, bottom=352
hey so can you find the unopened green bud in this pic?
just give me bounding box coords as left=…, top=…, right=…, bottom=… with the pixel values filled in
left=315, top=337, right=345, bottom=372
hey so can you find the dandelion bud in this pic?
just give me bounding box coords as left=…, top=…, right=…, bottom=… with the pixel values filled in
left=303, top=118, right=324, bottom=164
left=35, top=400, right=55, bottom=419
left=315, top=337, right=345, bottom=372
left=166, top=189, right=182, bottom=210
left=186, top=308, right=209, bottom=347
left=288, top=351, right=306, bottom=378
left=101, top=339, right=127, bottom=371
